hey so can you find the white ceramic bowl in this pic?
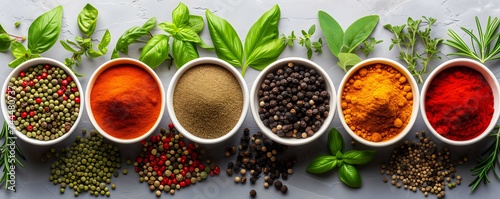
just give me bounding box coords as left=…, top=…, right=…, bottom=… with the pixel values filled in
left=85, top=58, right=165, bottom=144
left=1, top=58, right=84, bottom=146
left=167, top=57, right=249, bottom=145
left=420, top=58, right=500, bottom=146
left=250, top=57, right=336, bottom=146
left=337, top=58, right=419, bottom=147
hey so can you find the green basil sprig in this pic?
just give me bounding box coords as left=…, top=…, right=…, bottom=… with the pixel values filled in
left=317, top=11, right=381, bottom=72
left=206, top=5, right=286, bottom=76
left=112, top=17, right=157, bottom=59
left=6, top=6, right=63, bottom=68
left=306, top=128, right=375, bottom=188
left=60, top=3, right=111, bottom=76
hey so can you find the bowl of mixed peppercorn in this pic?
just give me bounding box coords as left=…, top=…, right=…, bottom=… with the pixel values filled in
left=250, top=57, right=336, bottom=146
left=1, top=57, right=84, bottom=146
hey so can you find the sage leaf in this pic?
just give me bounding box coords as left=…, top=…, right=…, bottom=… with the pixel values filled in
left=172, top=2, right=189, bottom=26
left=306, top=156, right=338, bottom=174
left=244, top=5, right=280, bottom=60
left=28, top=6, right=63, bottom=54
left=172, top=39, right=199, bottom=68
left=98, top=29, right=111, bottom=53
left=344, top=15, right=379, bottom=53
left=343, top=150, right=376, bottom=165
left=339, top=164, right=361, bottom=188
left=318, top=10, right=343, bottom=57
left=187, top=15, right=204, bottom=34
left=245, top=38, right=285, bottom=72
left=0, top=34, right=11, bottom=52
left=78, top=3, right=98, bottom=37
left=11, top=41, right=27, bottom=59
left=327, top=128, right=344, bottom=155
left=337, top=53, right=362, bottom=72
left=206, top=10, right=244, bottom=66
left=139, top=34, right=170, bottom=69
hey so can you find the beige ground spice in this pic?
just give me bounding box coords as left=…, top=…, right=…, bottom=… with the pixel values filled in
left=173, top=64, right=243, bottom=139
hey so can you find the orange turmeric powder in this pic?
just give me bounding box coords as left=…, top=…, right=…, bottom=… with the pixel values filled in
left=341, top=64, right=413, bottom=142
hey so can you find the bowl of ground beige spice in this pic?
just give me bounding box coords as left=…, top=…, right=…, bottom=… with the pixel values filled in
left=337, top=58, right=419, bottom=147
left=167, top=57, right=249, bottom=145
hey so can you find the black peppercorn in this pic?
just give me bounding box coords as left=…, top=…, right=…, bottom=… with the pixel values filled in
left=250, top=189, right=257, bottom=198
left=274, top=180, right=283, bottom=190
left=280, top=185, right=288, bottom=194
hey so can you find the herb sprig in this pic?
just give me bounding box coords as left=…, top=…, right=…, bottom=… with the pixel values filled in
left=282, top=24, right=323, bottom=59
left=444, top=16, right=500, bottom=63
left=60, top=3, right=111, bottom=76
left=384, top=16, right=443, bottom=83
left=0, top=121, right=26, bottom=191
left=469, top=126, right=500, bottom=192
left=307, top=128, right=375, bottom=188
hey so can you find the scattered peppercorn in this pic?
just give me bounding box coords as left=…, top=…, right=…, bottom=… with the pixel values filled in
left=257, top=62, right=330, bottom=138
left=249, top=189, right=257, bottom=197
left=280, top=185, right=288, bottom=194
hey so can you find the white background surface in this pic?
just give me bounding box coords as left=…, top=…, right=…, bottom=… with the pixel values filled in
left=1, top=0, right=500, bottom=198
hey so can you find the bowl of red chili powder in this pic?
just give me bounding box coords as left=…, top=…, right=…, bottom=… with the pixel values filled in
left=421, top=58, right=500, bottom=146
left=86, top=58, right=165, bottom=144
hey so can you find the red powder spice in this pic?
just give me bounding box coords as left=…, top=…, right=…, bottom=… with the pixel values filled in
left=425, top=66, right=494, bottom=141
left=90, top=64, right=161, bottom=139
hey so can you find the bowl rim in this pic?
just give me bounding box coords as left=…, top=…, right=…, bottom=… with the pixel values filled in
left=85, top=58, right=165, bottom=144
left=166, top=57, right=249, bottom=145
left=420, top=58, right=500, bottom=146
left=337, top=58, right=420, bottom=147
left=249, top=57, right=336, bottom=146
left=0, top=57, right=85, bottom=146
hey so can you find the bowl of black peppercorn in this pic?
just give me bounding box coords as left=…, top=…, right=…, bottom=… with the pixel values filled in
left=250, top=57, right=336, bottom=146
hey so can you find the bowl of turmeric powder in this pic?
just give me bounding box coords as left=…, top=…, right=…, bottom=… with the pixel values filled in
left=420, top=58, right=500, bottom=146
left=85, top=58, right=165, bottom=144
left=337, top=58, right=419, bottom=147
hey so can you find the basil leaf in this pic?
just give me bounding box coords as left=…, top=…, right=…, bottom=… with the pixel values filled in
left=318, top=11, right=344, bottom=57
left=111, top=49, right=119, bottom=59
left=172, top=2, right=189, bottom=26
left=343, top=150, right=376, bottom=165
left=113, top=18, right=155, bottom=56
left=28, top=6, right=63, bottom=54
left=172, top=39, right=199, bottom=68
left=244, top=5, right=280, bottom=59
left=187, top=15, right=204, bottom=34
left=0, top=33, right=11, bottom=52
left=337, top=53, right=362, bottom=72
left=0, top=24, right=6, bottom=34
left=139, top=34, right=170, bottom=69
left=328, top=128, right=344, bottom=155
left=198, top=39, right=214, bottom=50
left=206, top=10, right=244, bottom=66
left=344, top=15, right=379, bottom=53
left=11, top=41, right=27, bottom=58
left=306, top=156, right=338, bottom=174
left=9, top=56, right=27, bottom=68
left=175, top=27, right=202, bottom=43
left=77, top=3, right=98, bottom=37
left=142, top=17, right=157, bottom=31
left=158, top=22, right=177, bottom=36
left=60, top=40, right=77, bottom=53
left=339, top=164, right=361, bottom=188
left=98, top=29, right=111, bottom=53
left=245, top=38, right=285, bottom=71
left=87, top=48, right=103, bottom=58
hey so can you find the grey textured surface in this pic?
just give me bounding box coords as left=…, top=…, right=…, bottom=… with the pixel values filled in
left=1, top=0, right=499, bottom=198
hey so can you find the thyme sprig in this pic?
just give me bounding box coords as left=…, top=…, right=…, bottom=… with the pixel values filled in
left=469, top=126, right=500, bottom=192
left=0, top=121, right=26, bottom=191
left=444, top=16, right=500, bottom=63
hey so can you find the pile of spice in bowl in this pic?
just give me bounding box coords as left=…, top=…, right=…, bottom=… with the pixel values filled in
left=421, top=58, right=500, bottom=145
left=85, top=58, right=164, bottom=144
left=1, top=58, right=83, bottom=145
left=337, top=58, right=419, bottom=147
left=250, top=57, right=336, bottom=146
left=167, top=57, right=249, bottom=145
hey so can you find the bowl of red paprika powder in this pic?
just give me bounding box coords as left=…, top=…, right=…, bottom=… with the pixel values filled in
left=421, top=58, right=500, bottom=146
left=337, top=58, right=419, bottom=147
left=85, top=58, right=165, bottom=144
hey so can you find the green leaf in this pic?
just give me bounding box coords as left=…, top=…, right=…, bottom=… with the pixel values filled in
left=343, top=150, right=376, bottom=165
left=245, top=38, right=285, bottom=71
left=344, top=15, right=379, bottom=53
left=0, top=24, right=6, bottom=34
left=0, top=33, right=11, bottom=52
left=28, top=6, right=63, bottom=54
left=139, top=34, right=170, bottom=69
left=174, top=27, right=202, bottom=43
left=158, top=22, right=178, bottom=36
left=206, top=10, right=244, bottom=66
left=318, top=11, right=343, bottom=57
left=114, top=22, right=152, bottom=55
left=306, top=156, right=338, bottom=174
left=77, top=3, right=98, bottom=37
left=172, top=39, right=199, bottom=68
left=98, top=29, right=111, bottom=53
left=142, top=17, right=157, bottom=31
left=337, top=53, right=362, bottom=72
left=187, top=15, right=204, bottom=34
left=244, top=5, right=281, bottom=59
left=11, top=41, right=27, bottom=58
left=308, top=24, right=316, bottom=35
left=172, top=2, right=189, bottom=26
left=60, top=40, right=77, bottom=53
left=327, top=128, right=344, bottom=155
left=9, top=56, right=27, bottom=68
left=339, top=164, right=362, bottom=188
